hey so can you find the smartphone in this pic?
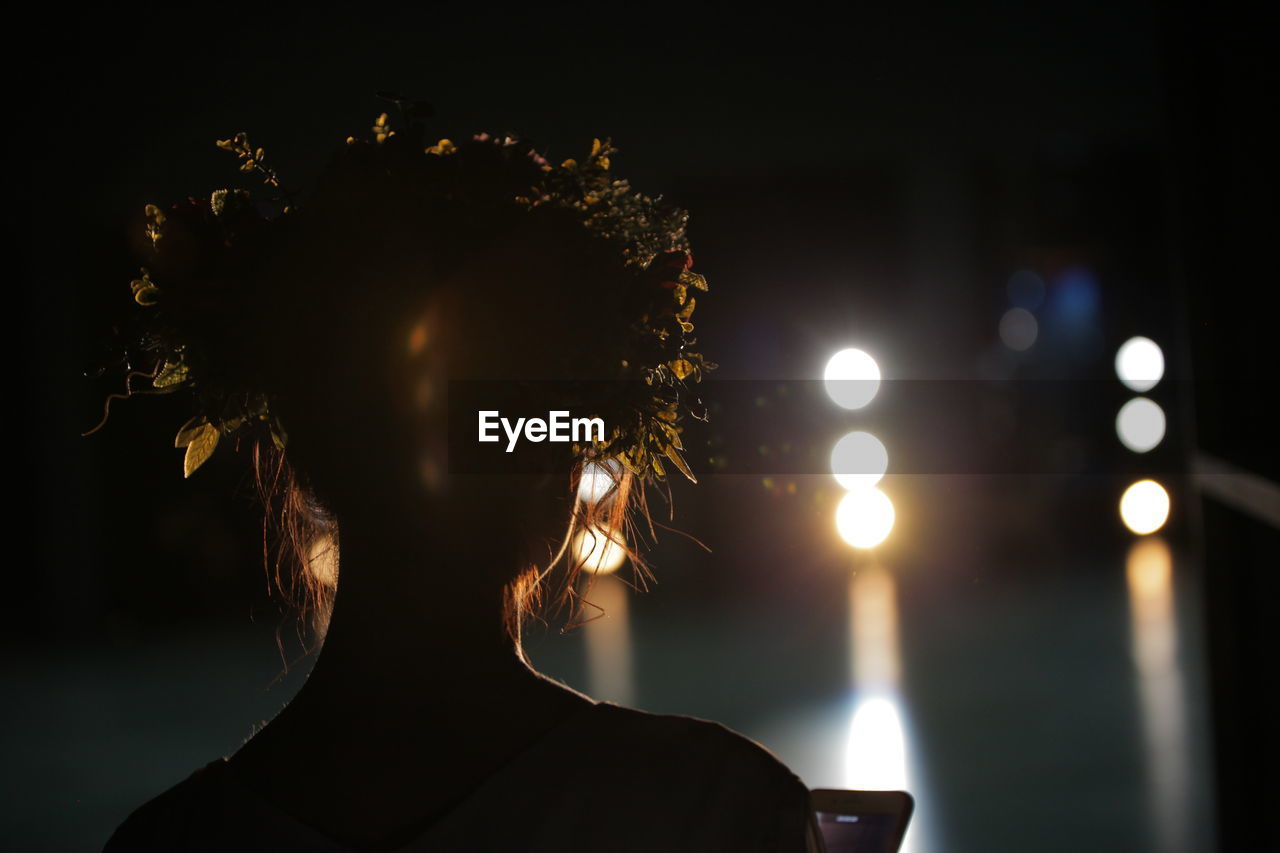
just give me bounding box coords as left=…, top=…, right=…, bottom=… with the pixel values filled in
left=810, top=789, right=914, bottom=853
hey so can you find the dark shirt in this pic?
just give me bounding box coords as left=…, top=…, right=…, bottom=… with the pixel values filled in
left=104, top=700, right=825, bottom=851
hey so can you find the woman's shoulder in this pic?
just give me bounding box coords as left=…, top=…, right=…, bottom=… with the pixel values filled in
left=581, top=700, right=805, bottom=788
left=101, top=701, right=818, bottom=852
left=101, top=756, right=348, bottom=852
left=102, top=760, right=228, bottom=852
left=405, top=699, right=817, bottom=851
left=534, top=701, right=816, bottom=848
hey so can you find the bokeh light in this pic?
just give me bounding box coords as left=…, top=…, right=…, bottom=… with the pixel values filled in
left=1115, top=336, right=1165, bottom=392
left=1007, top=269, right=1046, bottom=310
left=406, top=319, right=430, bottom=356
left=1127, top=536, right=1173, bottom=613
left=307, top=534, right=339, bottom=588
left=1124, top=534, right=1191, bottom=852
left=573, top=525, right=627, bottom=574
left=577, top=459, right=623, bottom=504
left=1053, top=266, right=1101, bottom=323
left=836, top=487, right=896, bottom=549
left=845, top=695, right=909, bottom=790
left=999, top=307, right=1039, bottom=351
left=824, top=348, right=881, bottom=410
left=582, top=575, right=634, bottom=706
left=1116, top=397, right=1167, bottom=453
left=1120, top=480, right=1171, bottom=535
left=830, top=430, right=889, bottom=490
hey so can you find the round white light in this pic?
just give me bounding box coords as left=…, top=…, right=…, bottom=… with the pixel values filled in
left=1115, top=397, right=1167, bottom=453
left=836, top=487, right=896, bottom=549
left=1115, top=337, right=1165, bottom=392
left=1120, top=480, right=1171, bottom=535
left=830, top=431, right=889, bottom=490
left=824, top=348, right=881, bottom=410
left=573, top=525, right=628, bottom=574
left=998, top=307, right=1039, bottom=351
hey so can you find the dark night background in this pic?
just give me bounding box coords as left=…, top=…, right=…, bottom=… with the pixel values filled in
left=9, top=3, right=1276, bottom=851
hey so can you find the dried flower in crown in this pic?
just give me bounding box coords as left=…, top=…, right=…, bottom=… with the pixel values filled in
left=90, top=104, right=715, bottom=483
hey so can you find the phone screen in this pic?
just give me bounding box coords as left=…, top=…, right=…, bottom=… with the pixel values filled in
left=810, top=790, right=912, bottom=853
left=815, top=811, right=902, bottom=852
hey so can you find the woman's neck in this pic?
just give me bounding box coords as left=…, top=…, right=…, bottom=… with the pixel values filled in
left=225, top=503, right=593, bottom=847
left=294, top=504, right=540, bottom=709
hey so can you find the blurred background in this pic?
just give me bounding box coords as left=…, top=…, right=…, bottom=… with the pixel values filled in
left=10, top=3, right=1275, bottom=850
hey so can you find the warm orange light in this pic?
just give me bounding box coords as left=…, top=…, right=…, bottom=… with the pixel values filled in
left=851, top=563, right=901, bottom=689
left=1124, top=535, right=1192, bottom=849
left=836, top=487, right=896, bottom=549
left=573, top=525, right=627, bottom=574
left=412, top=377, right=435, bottom=410
left=1120, top=480, right=1171, bottom=535
left=307, top=534, right=339, bottom=588
left=582, top=574, right=634, bottom=705
left=1127, top=536, right=1173, bottom=606
left=407, top=320, right=430, bottom=356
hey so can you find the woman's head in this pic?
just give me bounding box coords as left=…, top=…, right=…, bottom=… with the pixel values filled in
left=111, top=115, right=710, bottom=644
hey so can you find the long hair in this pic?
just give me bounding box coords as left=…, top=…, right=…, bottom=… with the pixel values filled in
left=250, top=435, right=657, bottom=652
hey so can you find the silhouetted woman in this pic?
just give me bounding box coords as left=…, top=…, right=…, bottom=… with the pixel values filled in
left=101, top=109, right=822, bottom=851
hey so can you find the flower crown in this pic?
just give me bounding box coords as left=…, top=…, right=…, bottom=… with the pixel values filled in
left=90, top=101, right=715, bottom=484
